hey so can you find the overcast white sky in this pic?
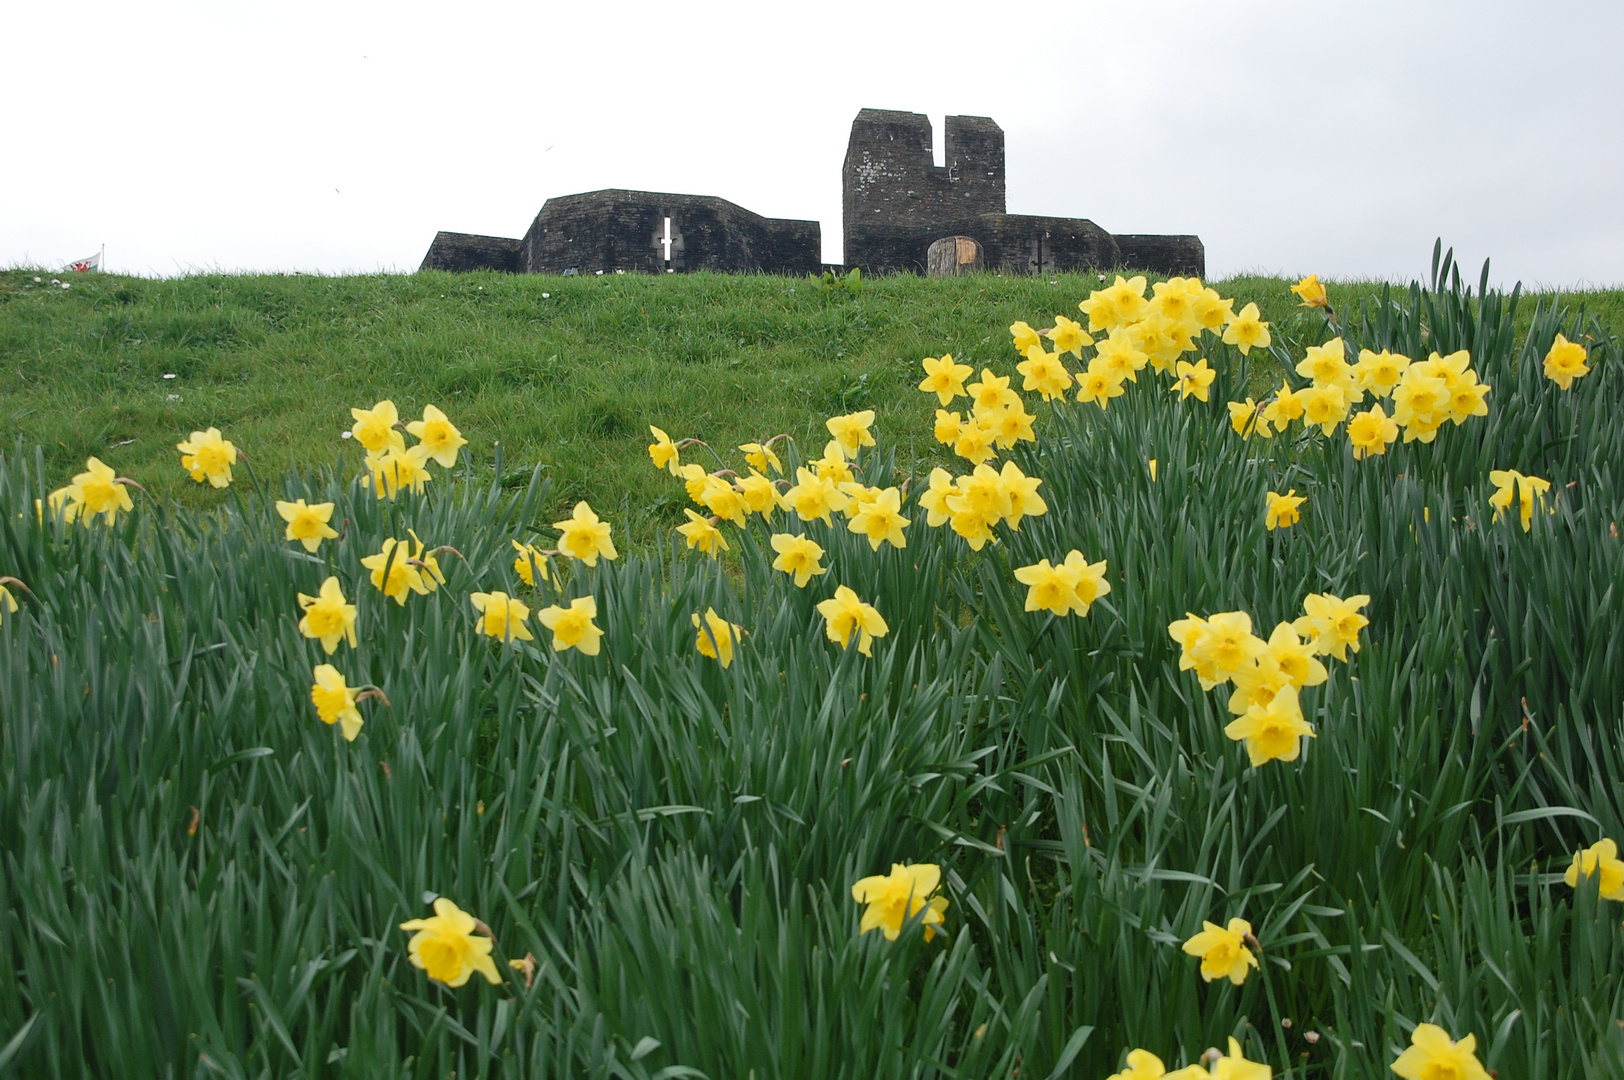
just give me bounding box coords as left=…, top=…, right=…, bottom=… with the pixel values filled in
left=5, top=0, right=1621, bottom=285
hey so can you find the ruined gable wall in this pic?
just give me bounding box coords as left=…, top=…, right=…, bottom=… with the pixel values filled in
left=418, top=232, right=523, bottom=273
left=520, top=190, right=819, bottom=276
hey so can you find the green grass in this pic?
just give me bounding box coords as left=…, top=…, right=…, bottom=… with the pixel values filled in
left=6, top=263, right=1621, bottom=537
left=3, top=252, right=1624, bottom=1078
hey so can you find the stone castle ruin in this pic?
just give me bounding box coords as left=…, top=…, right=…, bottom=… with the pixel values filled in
left=419, top=108, right=1202, bottom=279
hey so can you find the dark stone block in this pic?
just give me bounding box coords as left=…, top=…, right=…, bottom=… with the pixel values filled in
left=1114, top=234, right=1206, bottom=279
left=519, top=190, right=819, bottom=276
left=419, top=232, right=523, bottom=273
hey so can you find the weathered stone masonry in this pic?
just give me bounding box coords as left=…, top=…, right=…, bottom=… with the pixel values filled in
left=419, top=108, right=1203, bottom=278
left=842, top=109, right=1203, bottom=278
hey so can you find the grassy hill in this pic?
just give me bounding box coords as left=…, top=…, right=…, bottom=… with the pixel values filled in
left=4, top=259, right=1624, bottom=1077
left=6, top=265, right=1619, bottom=536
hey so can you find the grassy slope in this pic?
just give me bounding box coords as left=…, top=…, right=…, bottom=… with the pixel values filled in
left=5, top=266, right=1620, bottom=537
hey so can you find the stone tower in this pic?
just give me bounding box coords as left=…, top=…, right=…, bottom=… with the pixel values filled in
left=841, top=108, right=1202, bottom=278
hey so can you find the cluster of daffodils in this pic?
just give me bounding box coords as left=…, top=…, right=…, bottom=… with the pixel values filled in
left=924, top=358, right=1041, bottom=463
left=350, top=400, right=468, bottom=498
left=1104, top=1024, right=1494, bottom=1080
left=1230, top=338, right=1491, bottom=458
left=994, top=276, right=1251, bottom=421
left=1103, top=1038, right=1271, bottom=1080
left=649, top=411, right=897, bottom=660
left=1168, top=593, right=1368, bottom=767
left=917, top=460, right=1046, bottom=550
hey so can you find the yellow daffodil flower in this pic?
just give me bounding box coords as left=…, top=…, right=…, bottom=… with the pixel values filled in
left=951, top=415, right=999, bottom=465
left=1294, top=592, right=1370, bottom=661
left=1078, top=275, right=1149, bottom=333
left=677, top=463, right=711, bottom=504
left=535, top=595, right=601, bottom=654
left=553, top=501, right=618, bottom=566
left=997, top=461, right=1046, bottom=529
left=63, top=457, right=136, bottom=526
left=1565, top=838, right=1624, bottom=900
left=692, top=608, right=743, bottom=667
left=1224, top=683, right=1316, bottom=766
left=1015, top=346, right=1074, bottom=401
left=310, top=664, right=364, bottom=741
left=1296, top=338, right=1358, bottom=397
left=1148, top=276, right=1201, bottom=329
left=1352, top=348, right=1410, bottom=398
left=987, top=403, right=1038, bottom=450
left=934, top=409, right=962, bottom=445
left=399, top=898, right=502, bottom=987
left=1190, top=286, right=1236, bottom=333
left=1296, top=384, right=1349, bottom=436
left=739, top=440, right=783, bottom=476
left=1009, top=321, right=1042, bottom=354
left=698, top=475, right=750, bottom=527
left=350, top=400, right=403, bottom=453
left=1173, top=358, right=1216, bottom=402
left=297, top=577, right=358, bottom=654
left=1210, top=1037, right=1272, bottom=1080
left=850, top=863, right=948, bottom=941
left=1221, top=302, right=1271, bottom=355
left=677, top=509, right=729, bottom=556
left=472, top=590, right=536, bottom=643
left=1488, top=469, right=1552, bottom=532
left=0, top=578, right=20, bottom=624
left=1264, top=621, right=1327, bottom=690
left=784, top=467, right=850, bottom=526
left=1076, top=361, right=1127, bottom=410
left=917, top=468, right=955, bottom=527
left=816, top=585, right=887, bottom=656
left=406, top=405, right=466, bottom=468
left=1347, top=405, right=1400, bottom=459
left=768, top=532, right=826, bottom=586
left=1390, top=1024, right=1489, bottom=1080
left=1543, top=332, right=1590, bottom=390
left=919, top=354, right=973, bottom=405
left=847, top=487, right=909, bottom=550
left=361, top=537, right=430, bottom=604
left=1181, top=917, right=1258, bottom=985
left=735, top=471, right=783, bottom=517
left=947, top=463, right=1011, bottom=529
left=1014, top=550, right=1106, bottom=617
left=1094, top=328, right=1150, bottom=383
left=966, top=369, right=1021, bottom=413
left=1192, top=610, right=1270, bottom=685
left=1227, top=399, right=1272, bottom=440
left=826, top=410, right=877, bottom=456
left=362, top=444, right=433, bottom=499
left=1106, top=1048, right=1169, bottom=1080
left=1013, top=558, right=1079, bottom=616
left=511, top=540, right=551, bottom=585
left=1265, top=489, right=1305, bottom=531
left=276, top=498, right=339, bottom=552
left=1290, top=273, right=1328, bottom=307
left=1226, top=655, right=1293, bottom=715
left=176, top=427, right=238, bottom=488
left=648, top=426, right=681, bottom=474
left=1048, top=314, right=1093, bottom=358
left=812, top=440, right=856, bottom=484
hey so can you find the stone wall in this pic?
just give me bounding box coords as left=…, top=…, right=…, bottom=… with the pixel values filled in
left=1114, top=234, right=1207, bottom=278
left=842, top=108, right=1205, bottom=279
left=419, top=232, right=523, bottom=273
left=517, top=190, right=820, bottom=276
